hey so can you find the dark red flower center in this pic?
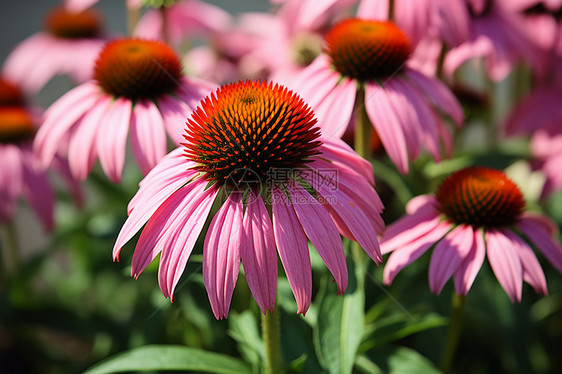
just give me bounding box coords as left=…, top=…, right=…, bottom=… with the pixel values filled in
left=94, top=39, right=182, bottom=100
left=0, top=78, right=25, bottom=107
left=183, top=81, right=322, bottom=189
left=436, top=167, right=525, bottom=228
left=325, top=19, right=411, bottom=81
left=45, top=7, right=102, bottom=39
left=0, top=108, right=36, bottom=144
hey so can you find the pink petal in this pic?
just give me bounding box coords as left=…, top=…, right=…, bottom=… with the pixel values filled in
left=241, top=190, right=277, bottom=314
left=454, top=228, right=486, bottom=295
left=312, top=78, right=356, bottom=140
left=486, top=229, right=523, bottom=302
left=68, top=96, right=111, bottom=180
left=405, top=194, right=439, bottom=214
left=357, top=0, right=389, bottom=20
left=504, top=230, right=548, bottom=295
left=130, top=100, right=167, bottom=175
left=203, top=193, right=243, bottom=319
left=64, top=0, right=99, bottom=12
left=20, top=147, right=54, bottom=231
left=429, top=225, right=474, bottom=294
left=289, top=182, right=348, bottom=294
left=158, top=96, right=191, bottom=145
left=383, top=221, right=452, bottom=284
left=176, top=77, right=217, bottom=112
left=365, top=82, right=410, bottom=173
left=319, top=139, right=375, bottom=184
left=34, top=82, right=101, bottom=167
left=381, top=200, right=441, bottom=254
left=403, top=68, right=464, bottom=126
left=158, top=183, right=218, bottom=299
left=96, top=98, right=132, bottom=183
left=272, top=186, right=312, bottom=315
left=305, top=169, right=382, bottom=263
left=517, top=217, right=562, bottom=273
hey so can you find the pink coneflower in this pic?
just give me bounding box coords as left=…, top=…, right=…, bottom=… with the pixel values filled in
left=381, top=167, right=562, bottom=302
left=290, top=18, right=463, bottom=174
left=443, top=0, right=545, bottom=81
left=112, top=81, right=384, bottom=319
left=34, top=38, right=216, bottom=183
left=2, top=7, right=108, bottom=93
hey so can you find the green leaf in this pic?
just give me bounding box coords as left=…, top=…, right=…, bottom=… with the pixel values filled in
left=386, top=346, right=441, bottom=374
left=83, top=345, right=251, bottom=374
left=229, top=310, right=265, bottom=367
left=314, top=258, right=365, bottom=374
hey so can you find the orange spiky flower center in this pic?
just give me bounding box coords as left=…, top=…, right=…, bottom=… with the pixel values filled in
left=325, top=19, right=411, bottom=81
left=0, top=108, right=36, bottom=144
left=436, top=167, right=525, bottom=228
left=0, top=78, right=25, bottom=107
left=45, top=7, right=102, bottom=39
left=94, top=39, right=182, bottom=100
left=184, top=81, right=322, bottom=189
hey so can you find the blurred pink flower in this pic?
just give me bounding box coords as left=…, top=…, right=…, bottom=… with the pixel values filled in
left=505, top=86, right=562, bottom=196
left=443, top=0, right=545, bottom=81
left=0, top=79, right=82, bottom=230
left=34, top=38, right=216, bottom=183
left=290, top=18, right=463, bottom=174
left=64, top=0, right=141, bottom=13
left=133, top=0, right=232, bottom=47
left=381, top=167, right=562, bottom=302
left=113, top=81, right=384, bottom=319
left=2, top=7, right=108, bottom=93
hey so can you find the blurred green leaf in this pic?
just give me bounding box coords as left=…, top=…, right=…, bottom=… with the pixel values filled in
left=229, top=310, right=264, bottom=368
left=314, top=258, right=364, bottom=374
left=83, top=345, right=251, bottom=374
left=384, top=346, right=441, bottom=374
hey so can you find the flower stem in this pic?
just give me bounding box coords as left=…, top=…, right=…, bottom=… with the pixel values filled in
left=261, top=310, right=283, bottom=374
left=439, top=293, right=466, bottom=373
left=436, top=42, right=448, bottom=80
left=1, top=220, right=20, bottom=277
left=388, top=0, right=395, bottom=21
left=354, top=85, right=371, bottom=160
left=126, top=2, right=141, bottom=36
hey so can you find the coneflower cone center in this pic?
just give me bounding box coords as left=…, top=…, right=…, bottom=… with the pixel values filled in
left=0, top=78, right=25, bottom=107
left=45, top=7, right=101, bottom=39
left=94, top=39, right=182, bottom=100
left=325, top=19, right=411, bottom=81
left=436, top=167, right=524, bottom=228
left=184, top=81, right=322, bottom=189
left=0, top=108, right=36, bottom=144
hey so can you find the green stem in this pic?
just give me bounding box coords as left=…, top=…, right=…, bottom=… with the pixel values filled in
left=261, top=310, right=283, bottom=374
left=435, top=42, right=448, bottom=80
left=439, top=293, right=466, bottom=373
left=354, top=85, right=371, bottom=160
left=1, top=220, right=20, bottom=277
left=126, top=2, right=141, bottom=36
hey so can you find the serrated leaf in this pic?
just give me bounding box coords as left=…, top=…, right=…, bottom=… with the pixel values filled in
left=83, top=345, right=251, bottom=374
left=314, top=258, right=364, bottom=374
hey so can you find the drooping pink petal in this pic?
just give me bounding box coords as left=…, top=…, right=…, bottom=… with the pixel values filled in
left=319, top=139, right=375, bottom=184
left=383, top=221, right=452, bottom=284
left=241, top=190, right=277, bottom=314
left=305, top=169, right=382, bottom=263
left=68, top=96, right=111, bottom=180
left=443, top=35, right=494, bottom=78
left=34, top=82, right=101, bottom=167
left=365, top=82, right=410, bottom=173
left=381, top=202, right=442, bottom=254
left=157, top=95, right=191, bottom=145
left=130, top=100, right=167, bottom=175
left=64, top=0, right=99, bottom=12
left=289, top=182, right=348, bottom=294
left=517, top=217, right=562, bottom=273
left=96, top=98, right=132, bottom=183
left=504, top=230, right=548, bottom=295
left=311, top=78, right=357, bottom=140
left=176, top=77, right=217, bottom=113
left=20, top=147, right=54, bottom=231
left=454, top=227, right=486, bottom=295
left=403, top=68, right=464, bottom=126
left=51, top=155, right=84, bottom=208
left=405, top=194, right=439, bottom=215
left=158, top=183, right=218, bottom=300
left=486, top=229, right=523, bottom=302
left=203, top=193, right=243, bottom=319
left=433, top=0, right=470, bottom=48
left=429, top=225, right=474, bottom=294
left=271, top=186, right=312, bottom=315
